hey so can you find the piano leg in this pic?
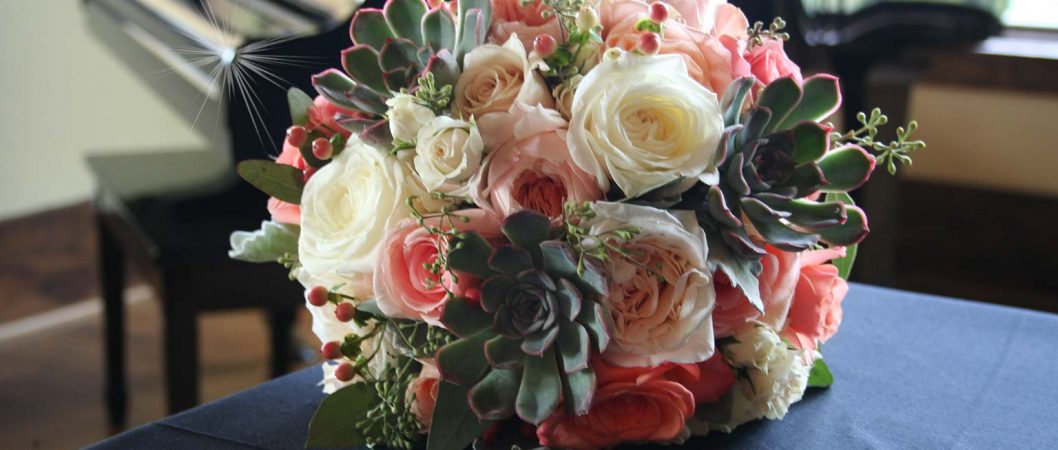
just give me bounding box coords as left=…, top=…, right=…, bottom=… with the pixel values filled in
left=162, top=287, right=199, bottom=415
left=97, top=212, right=127, bottom=429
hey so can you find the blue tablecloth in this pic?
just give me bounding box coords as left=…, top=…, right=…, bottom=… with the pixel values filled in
left=87, top=284, right=1058, bottom=449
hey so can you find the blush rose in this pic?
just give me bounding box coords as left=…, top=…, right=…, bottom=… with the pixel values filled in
left=712, top=245, right=801, bottom=337
left=782, top=247, right=849, bottom=351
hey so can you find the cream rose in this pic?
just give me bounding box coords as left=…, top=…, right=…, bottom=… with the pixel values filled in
left=386, top=93, right=436, bottom=143
left=413, top=116, right=484, bottom=196
left=299, top=136, right=442, bottom=278
left=453, top=34, right=553, bottom=119
left=585, top=202, right=715, bottom=367
left=568, top=50, right=725, bottom=197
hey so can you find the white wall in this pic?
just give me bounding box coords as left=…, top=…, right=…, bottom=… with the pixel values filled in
left=0, top=1, right=204, bottom=220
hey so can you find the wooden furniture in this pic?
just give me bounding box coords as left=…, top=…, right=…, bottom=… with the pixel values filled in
left=82, top=0, right=361, bottom=426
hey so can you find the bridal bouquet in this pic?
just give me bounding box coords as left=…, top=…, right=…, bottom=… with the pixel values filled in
left=230, top=0, right=924, bottom=448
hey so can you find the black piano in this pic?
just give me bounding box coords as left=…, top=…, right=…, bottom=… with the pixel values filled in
left=82, top=0, right=375, bottom=427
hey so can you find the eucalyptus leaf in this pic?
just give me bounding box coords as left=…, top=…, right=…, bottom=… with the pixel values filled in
left=428, top=381, right=494, bottom=450
left=305, top=382, right=377, bottom=448
left=228, top=221, right=299, bottom=263
left=236, top=160, right=304, bottom=204
left=287, top=87, right=314, bottom=126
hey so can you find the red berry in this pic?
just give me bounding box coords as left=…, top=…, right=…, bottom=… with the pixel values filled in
left=533, top=34, right=558, bottom=58
left=334, top=363, right=355, bottom=381
left=311, top=138, right=333, bottom=160
left=335, top=302, right=356, bottom=322
left=286, top=126, right=308, bottom=147
left=648, top=2, right=669, bottom=23
left=638, top=32, right=660, bottom=55
left=307, top=286, right=329, bottom=307
left=321, top=341, right=342, bottom=360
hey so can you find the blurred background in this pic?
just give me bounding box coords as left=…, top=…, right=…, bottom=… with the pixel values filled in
left=0, top=0, right=1055, bottom=448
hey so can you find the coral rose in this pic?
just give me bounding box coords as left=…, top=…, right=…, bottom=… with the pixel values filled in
left=537, top=358, right=695, bottom=450
left=782, top=247, right=848, bottom=351
left=712, top=245, right=801, bottom=337
left=267, top=141, right=307, bottom=225
left=472, top=103, right=602, bottom=219
left=307, top=95, right=356, bottom=139
left=489, top=0, right=561, bottom=50
left=409, top=361, right=441, bottom=429
left=747, top=39, right=803, bottom=86
left=374, top=209, right=500, bottom=326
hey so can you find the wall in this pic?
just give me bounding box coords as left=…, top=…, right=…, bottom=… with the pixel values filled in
left=0, top=1, right=204, bottom=220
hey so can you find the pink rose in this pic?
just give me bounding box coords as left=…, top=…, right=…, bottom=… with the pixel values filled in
left=489, top=0, right=561, bottom=49
left=782, top=247, right=848, bottom=351
left=600, top=0, right=750, bottom=95
left=307, top=95, right=358, bottom=139
left=266, top=141, right=308, bottom=225
left=712, top=245, right=801, bottom=337
left=537, top=358, right=695, bottom=450
left=373, top=209, right=501, bottom=326
left=746, top=39, right=803, bottom=86
left=409, top=361, right=441, bottom=429
left=472, top=103, right=602, bottom=219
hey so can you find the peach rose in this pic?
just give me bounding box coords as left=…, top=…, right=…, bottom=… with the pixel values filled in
left=453, top=35, right=553, bottom=120
left=537, top=358, right=695, bottom=450
left=664, top=351, right=736, bottom=404
left=599, top=0, right=750, bottom=95
left=307, top=95, right=357, bottom=139
left=472, top=103, right=602, bottom=219
left=746, top=39, right=803, bottom=86
left=782, top=247, right=848, bottom=351
left=374, top=209, right=501, bottom=326
left=409, top=361, right=441, bottom=429
left=267, top=141, right=307, bottom=225
left=712, top=245, right=801, bottom=338
left=489, top=0, right=561, bottom=50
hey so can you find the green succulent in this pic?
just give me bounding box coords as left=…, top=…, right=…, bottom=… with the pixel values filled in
left=433, top=210, right=611, bottom=425
left=310, top=0, right=492, bottom=144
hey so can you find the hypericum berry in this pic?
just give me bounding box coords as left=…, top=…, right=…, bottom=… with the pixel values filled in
left=648, top=2, right=669, bottom=23
left=307, top=286, right=329, bottom=307
left=335, top=302, right=356, bottom=322
left=576, top=6, right=599, bottom=31
left=286, top=125, right=308, bottom=147
left=334, top=362, right=355, bottom=382
left=321, top=341, right=342, bottom=360
left=311, top=138, right=333, bottom=160
left=638, top=32, right=661, bottom=55
left=533, top=34, right=557, bottom=58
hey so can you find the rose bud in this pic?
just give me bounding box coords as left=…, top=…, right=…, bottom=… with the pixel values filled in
left=334, top=362, right=355, bottom=382
left=312, top=137, right=333, bottom=160
left=534, top=34, right=558, bottom=58
left=335, top=302, right=356, bottom=322
left=307, top=286, right=329, bottom=307
left=321, top=341, right=342, bottom=360
left=576, top=6, right=599, bottom=31
left=649, top=2, right=669, bottom=23
left=638, top=32, right=660, bottom=55
left=286, top=125, right=308, bottom=147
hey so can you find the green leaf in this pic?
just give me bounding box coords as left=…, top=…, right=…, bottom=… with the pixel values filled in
left=539, top=241, right=578, bottom=278
left=576, top=301, right=611, bottom=353
left=312, top=68, right=387, bottom=115
left=422, top=6, right=456, bottom=53
left=440, top=297, right=492, bottom=338
left=557, top=323, right=590, bottom=372
left=825, top=193, right=859, bottom=280
left=385, top=0, right=427, bottom=46
left=379, top=38, right=421, bottom=73
left=561, top=368, right=596, bottom=416
left=468, top=368, right=522, bottom=421
left=425, top=50, right=460, bottom=88
left=808, top=356, right=834, bottom=387
left=501, top=210, right=550, bottom=263
left=448, top=231, right=495, bottom=278
left=740, top=198, right=820, bottom=251
left=818, top=145, right=876, bottom=192
left=818, top=204, right=869, bottom=247
left=306, top=382, right=376, bottom=448
left=758, top=196, right=846, bottom=228
left=777, top=75, right=842, bottom=130
left=721, top=77, right=756, bottom=127
left=237, top=160, right=304, bottom=204
left=351, top=9, right=395, bottom=48
left=757, top=77, right=802, bottom=133
left=487, top=245, right=535, bottom=276
left=454, top=0, right=492, bottom=64
left=354, top=299, right=385, bottom=318
left=228, top=221, right=299, bottom=263
left=428, top=380, right=494, bottom=450
left=792, top=121, right=829, bottom=163
left=436, top=330, right=493, bottom=385
left=554, top=279, right=583, bottom=320
left=341, top=45, right=388, bottom=94
left=287, top=87, right=314, bottom=126
left=705, top=227, right=764, bottom=312
left=515, top=347, right=562, bottom=425
left=485, top=335, right=525, bottom=370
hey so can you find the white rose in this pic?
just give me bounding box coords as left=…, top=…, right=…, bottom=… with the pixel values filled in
left=387, top=93, right=435, bottom=143
left=413, top=116, right=484, bottom=195
left=453, top=34, right=553, bottom=119
left=722, top=324, right=812, bottom=425
left=299, top=136, right=442, bottom=278
left=586, top=202, right=715, bottom=367
left=568, top=50, right=725, bottom=197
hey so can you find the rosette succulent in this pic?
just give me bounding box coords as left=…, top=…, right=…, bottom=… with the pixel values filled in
left=433, top=210, right=611, bottom=425
left=310, top=0, right=492, bottom=144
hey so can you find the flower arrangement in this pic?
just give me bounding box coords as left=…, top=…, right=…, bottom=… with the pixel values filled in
left=229, top=0, right=924, bottom=448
